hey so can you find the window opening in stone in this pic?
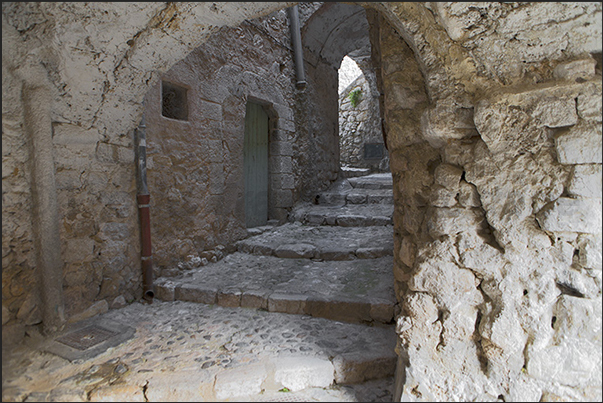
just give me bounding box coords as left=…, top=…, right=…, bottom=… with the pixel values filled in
left=161, top=81, right=188, bottom=121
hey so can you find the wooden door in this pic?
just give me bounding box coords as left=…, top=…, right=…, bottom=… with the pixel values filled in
left=244, top=102, right=269, bottom=228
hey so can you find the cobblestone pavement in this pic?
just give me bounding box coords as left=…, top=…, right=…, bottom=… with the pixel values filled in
left=2, top=300, right=395, bottom=402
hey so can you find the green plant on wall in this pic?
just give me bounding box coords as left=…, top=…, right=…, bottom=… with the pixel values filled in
left=348, top=88, right=362, bottom=107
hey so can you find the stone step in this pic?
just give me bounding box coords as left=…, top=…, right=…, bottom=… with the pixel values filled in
left=4, top=301, right=396, bottom=402
left=340, top=166, right=371, bottom=178
left=316, top=188, right=394, bottom=206
left=235, top=223, right=394, bottom=260
left=290, top=203, right=393, bottom=227
left=155, top=253, right=396, bottom=325
left=348, top=173, right=393, bottom=190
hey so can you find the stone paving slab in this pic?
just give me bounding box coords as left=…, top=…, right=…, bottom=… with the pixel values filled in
left=2, top=301, right=396, bottom=402
left=348, top=174, right=393, bottom=190
left=236, top=223, right=394, bottom=260
left=290, top=202, right=393, bottom=226
left=155, top=253, right=396, bottom=324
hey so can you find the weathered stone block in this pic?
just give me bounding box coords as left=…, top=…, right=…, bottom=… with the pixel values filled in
left=317, top=248, right=355, bottom=261
left=214, top=363, right=268, bottom=399
left=434, top=163, right=464, bottom=189
left=427, top=207, right=484, bottom=238
left=271, top=156, right=292, bottom=174
left=430, top=187, right=458, bottom=207
left=577, top=89, right=603, bottom=122
left=536, top=197, right=602, bottom=234
left=267, top=293, right=307, bottom=315
left=577, top=234, right=602, bottom=270
left=336, top=215, right=367, bottom=227
left=531, top=98, right=578, bottom=128
left=274, top=189, right=293, bottom=208
left=96, top=142, right=134, bottom=165
left=273, top=356, right=334, bottom=391
left=278, top=118, right=295, bottom=132
left=369, top=300, right=395, bottom=323
left=175, top=285, right=217, bottom=304
left=317, top=192, right=346, bottom=206
left=270, top=141, right=293, bottom=157
left=196, top=99, right=222, bottom=121
left=567, top=164, right=602, bottom=199
left=305, top=297, right=371, bottom=323
left=356, top=247, right=392, bottom=259
left=208, top=163, right=225, bottom=194
left=553, top=58, right=597, bottom=81
left=332, top=351, right=396, bottom=385
left=527, top=341, right=600, bottom=387
left=306, top=213, right=326, bottom=225
left=217, top=288, right=242, bottom=308
left=240, top=289, right=269, bottom=310
left=274, top=243, right=317, bottom=259
left=555, top=122, right=603, bottom=164
left=64, top=237, right=95, bottom=263
left=99, top=222, right=130, bottom=241
left=399, top=236, right=416, bottom=268
left=207, top=139, right=223, bottom=163
left=458, top=181, right=481, bottom=207
left=367, top=194, right=393, bottom=204
left=52, top=123, right=101, bottom=145
left=346, top=193, right=367, bottom=204
left=553, top=295, right=602, bottom=342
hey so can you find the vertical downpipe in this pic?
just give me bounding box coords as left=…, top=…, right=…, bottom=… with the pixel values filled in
left=288, top=5, right=307, bottom=90
left=135, top=109, right=154, bottom=302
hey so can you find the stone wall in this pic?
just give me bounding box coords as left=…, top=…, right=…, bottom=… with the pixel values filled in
left=2, top=1, right=295, bottom=342
left=368, top=3, right=602, bottom=401
left=339, top=73, right=388, bottom=171
left=142, top=11, right=299, bottom=276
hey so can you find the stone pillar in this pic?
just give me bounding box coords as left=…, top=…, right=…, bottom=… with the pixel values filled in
left=23, top=82, right=65, bottom=334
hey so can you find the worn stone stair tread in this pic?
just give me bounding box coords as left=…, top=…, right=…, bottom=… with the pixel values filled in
left=155, top=252, right=396, bottom=324
left=348, top=173, right=393, bottom=189
left=340, top=166, right=372, bottom=179
left=316, top=188, right=393, bottom=206
left=2, top=301, right=396, bottom=402
left=290, top=203, right=393, bottom=226
left=236, top=223, right=394, bottom=259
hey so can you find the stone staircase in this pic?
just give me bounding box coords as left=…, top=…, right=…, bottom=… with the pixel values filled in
left=150, top=172, right=398, bottom=400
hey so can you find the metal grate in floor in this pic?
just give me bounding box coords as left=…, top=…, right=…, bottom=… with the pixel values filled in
left=55, top=325, right=118, bottom=351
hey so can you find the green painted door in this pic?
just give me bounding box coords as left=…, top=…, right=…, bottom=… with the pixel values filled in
left=244, top=102, right=269, bottom=228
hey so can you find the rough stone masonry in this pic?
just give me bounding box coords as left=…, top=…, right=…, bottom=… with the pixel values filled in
left=2, top=2, right=602, bottom=402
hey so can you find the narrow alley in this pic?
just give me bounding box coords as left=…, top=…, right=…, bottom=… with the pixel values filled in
left=2, top=172, right=397, bottom=402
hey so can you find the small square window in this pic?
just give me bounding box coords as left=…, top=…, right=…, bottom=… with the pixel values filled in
left=161, top=81, right=188, bottom=121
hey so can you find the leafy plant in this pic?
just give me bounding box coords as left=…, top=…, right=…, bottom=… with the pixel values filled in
left=348, top=88, right=362, bottom=107
left=279, top=387, right=290, bottom=393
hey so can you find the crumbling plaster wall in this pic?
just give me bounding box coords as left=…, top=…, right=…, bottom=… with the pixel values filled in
left=142, top=11, right=299, bottom=276
left=366, top=2, right=602, bottom=401
left=2, top=2, right=602, bottom=401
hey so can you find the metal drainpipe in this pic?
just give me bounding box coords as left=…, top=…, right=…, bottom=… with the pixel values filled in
left=287, top=5, right=307, bottom=90
left=135, top=108, right=154, bottom=302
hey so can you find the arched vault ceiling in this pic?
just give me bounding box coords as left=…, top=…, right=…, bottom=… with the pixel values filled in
left=302, top=2, right=371, bottom=68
